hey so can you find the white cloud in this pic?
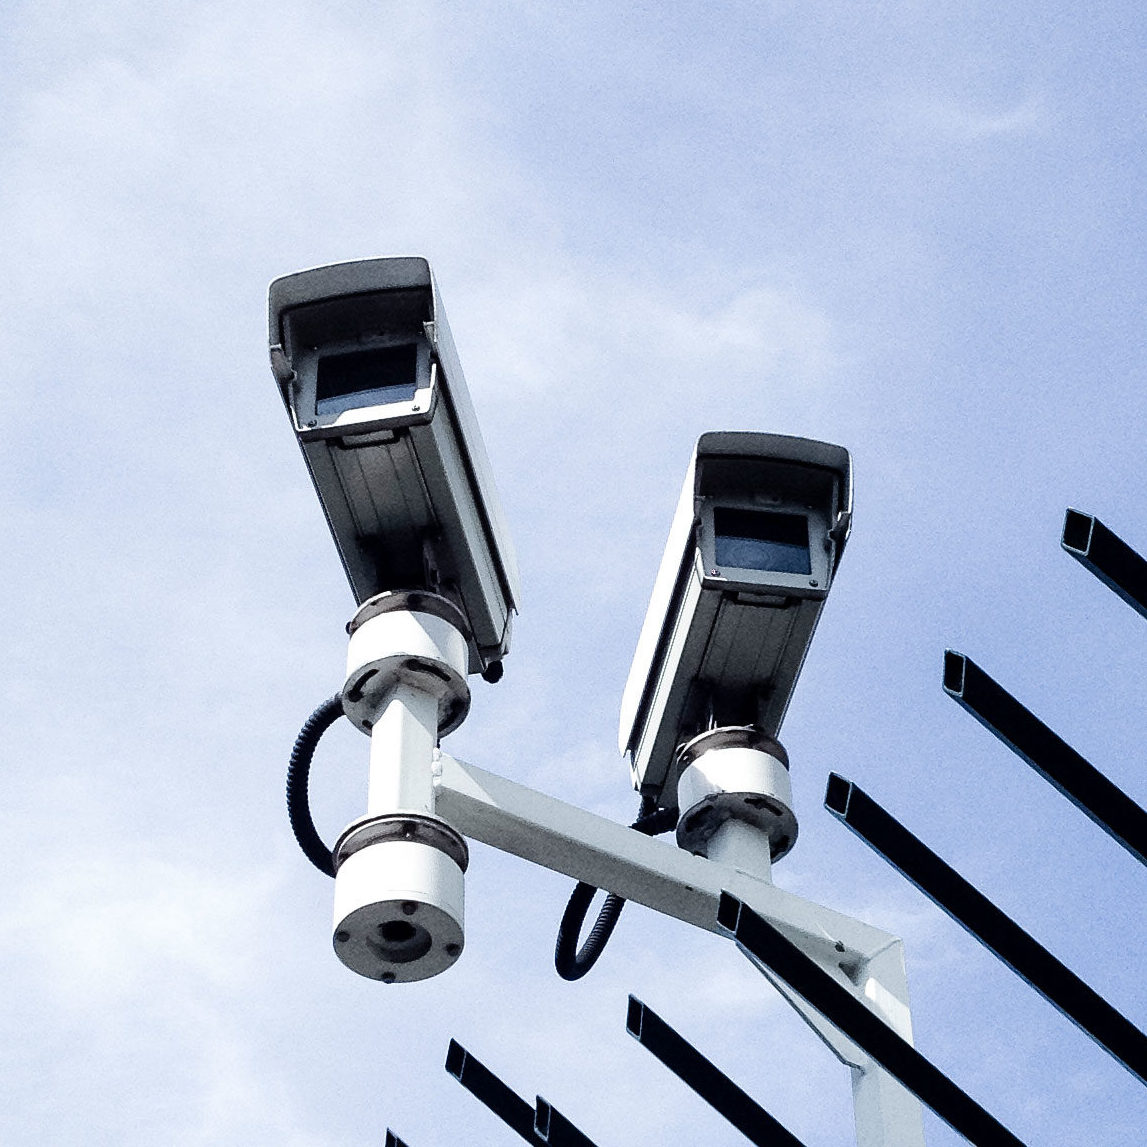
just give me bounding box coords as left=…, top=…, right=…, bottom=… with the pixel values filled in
left=168, top=1006, right=338, bottom=1147
left=458, top=267, right=838, bottom=407
left=0, top=768, right=341, bottom=1145
left=3, top=849, right=282, bottom=1011
left=904, top=93, right=1049, bottom=142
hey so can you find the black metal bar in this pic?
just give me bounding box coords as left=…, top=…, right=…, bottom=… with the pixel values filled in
left=445, top=1039, right=543, bottom=1144
left=626, top=996, right=808, bottom=1146
left=1062, top=509, right=1147, bottom=620
left=944, top=651, right=1147, bottom=866
left=716, top=893, right=1027, bottom=1147
left=825, top=774, right=1147, bottom=1085
left=384, top=1132, right=410, bottom=1147
left=534, top=1098, right=599, bottom=1147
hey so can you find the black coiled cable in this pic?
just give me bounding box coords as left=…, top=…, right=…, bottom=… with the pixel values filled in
left=289, top=691, right=679, bottom=974
left=285, top=694, right=345, bottom=878
left=554, top=803, right=677, bottom=980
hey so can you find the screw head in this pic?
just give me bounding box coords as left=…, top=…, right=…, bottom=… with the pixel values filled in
left=445, top=943, right=461, bottom=958
left=335, top=930, right=350, bottom=943
left=381, top=971, right=396, bottom=984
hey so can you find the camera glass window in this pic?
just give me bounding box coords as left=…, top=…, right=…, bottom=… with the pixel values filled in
left=316, top=344, right=419, bottom=414
left=714, top=508, right=811, bottom=574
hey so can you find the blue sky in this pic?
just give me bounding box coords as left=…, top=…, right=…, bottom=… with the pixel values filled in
left=2, top=2, right=1146, bottom=1143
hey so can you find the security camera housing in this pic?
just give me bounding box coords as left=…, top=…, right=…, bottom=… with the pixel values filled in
left=269, top=258, right=520, bottom=677
left=619, top=432, right=852, bottom=806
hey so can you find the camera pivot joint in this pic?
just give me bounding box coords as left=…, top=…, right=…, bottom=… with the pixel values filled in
left=673, top=726, right=796, bottom=879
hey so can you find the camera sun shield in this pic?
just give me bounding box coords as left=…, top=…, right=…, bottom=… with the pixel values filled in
left=269, top=258, right=520, bottom=678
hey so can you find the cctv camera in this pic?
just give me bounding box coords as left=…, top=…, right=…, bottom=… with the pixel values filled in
left=268, top=258, right=520, bottom=679
left=619, top=432, right=852, bottom=809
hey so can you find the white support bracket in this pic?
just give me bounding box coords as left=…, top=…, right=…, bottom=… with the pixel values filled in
left=434, top=752, right=926, bottom=1147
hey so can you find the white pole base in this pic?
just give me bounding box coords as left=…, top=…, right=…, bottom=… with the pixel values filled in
left=332, top=814, right=467, bottom=983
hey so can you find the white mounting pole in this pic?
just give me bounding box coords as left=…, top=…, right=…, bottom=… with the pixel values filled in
left=321, top=601, right=926, bottom=1141
left=330, top=592, right=474, bottom=984
left=366, top=681, right=439, bottom=817
left=704, top=817, right=774, bottom=879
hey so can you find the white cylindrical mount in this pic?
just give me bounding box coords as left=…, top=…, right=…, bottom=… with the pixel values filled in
left=675, top=727, right=797, bottom=863
left=334, top=590, right=474, bottom=983
left=343, top=591, right=471, bottom=736
left=332, top=814, right=468, bottom=983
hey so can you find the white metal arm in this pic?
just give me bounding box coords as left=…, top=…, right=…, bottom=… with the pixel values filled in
left=434, top=752, right=926, bottom=1147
